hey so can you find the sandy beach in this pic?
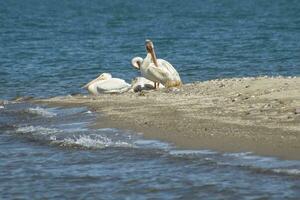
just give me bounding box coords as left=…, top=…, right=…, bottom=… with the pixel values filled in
left=32, top=76, right=300, bottom=160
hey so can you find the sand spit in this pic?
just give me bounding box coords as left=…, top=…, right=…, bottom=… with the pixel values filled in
left=33, top=76, right=300, bottom=159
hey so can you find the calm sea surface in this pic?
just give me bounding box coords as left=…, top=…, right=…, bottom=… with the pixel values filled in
left=1, top=0, right=300, bottom=99
left=1, top=0, right=300, bottom=199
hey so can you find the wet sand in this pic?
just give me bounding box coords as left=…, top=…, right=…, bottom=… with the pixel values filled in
left=32, top=76, right=300, bottom=160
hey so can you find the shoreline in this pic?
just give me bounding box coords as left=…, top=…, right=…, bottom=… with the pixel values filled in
left=32, top=76, right=300, bottom=160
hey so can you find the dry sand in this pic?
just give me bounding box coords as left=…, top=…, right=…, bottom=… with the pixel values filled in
left=32, top=76, right=300, bottom=160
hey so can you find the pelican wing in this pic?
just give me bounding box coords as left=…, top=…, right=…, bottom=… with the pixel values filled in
left=145, top=63, right=170, bottom=83
left=157, top=59, right=181, bottom=81
left=144, top=61, right=180, bottom=85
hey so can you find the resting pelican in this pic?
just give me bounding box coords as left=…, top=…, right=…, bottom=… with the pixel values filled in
left=82, top=73, right=130, bottom=95
left=131, top=40, right=182, bottom=88
left=130, top=77, right=164, bottom=92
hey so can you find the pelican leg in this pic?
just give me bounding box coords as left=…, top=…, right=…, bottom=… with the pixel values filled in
left=154, top=82, right=157, bottom=89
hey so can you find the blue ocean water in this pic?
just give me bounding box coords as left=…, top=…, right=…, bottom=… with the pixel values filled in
left=1, top=103, right=300, bottom=199
left=1, top=0, right=300, bottom=99
left=1, top=0, right=300, bottom=199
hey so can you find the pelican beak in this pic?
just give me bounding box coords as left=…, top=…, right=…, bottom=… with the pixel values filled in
left=82, top=82, right=91, bottom=89
left=132, top=62, right=140, bottom=70
left=81, top=77, right=100, bottom=89
left=145, top=39, right=158, bottom=67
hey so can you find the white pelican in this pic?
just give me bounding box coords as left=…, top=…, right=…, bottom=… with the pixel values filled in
left=131, top=40, right=182, bottom=88
left=130, top=77, right=164, bottom=92
left=82, top=73, right=130, bottom=95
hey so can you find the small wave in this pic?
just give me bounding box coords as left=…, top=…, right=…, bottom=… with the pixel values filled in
left=134, top=139, right=171, bottom=150
left=0, top=105, right=4, bottom=109
left=223, top=152, right=277, bottom=163
left=167, top=149, right=300, bottom=177
left=223, top=152, right=253, bottom=158
left=16, top=126, right=62, bottom=135
left=57, top=135, right=134, bottom=149
left=15, top=126, right=134, bottom=149
left=272, top=168, right=300, bottom=176
left=221, top=152, right=300, bottom=177
left=26, top=107, right=57, bottom=118
left=0, top=100, right=9, bottom=105
left=57, top=122, right=89, bottom=132
left=12, top=125, right=300, bottom=177
left=169, top=149, right=218, bottom=156
left=14, top=126, right=63, bottom=144
left=238, top=165, right=300, bottom=177
left=58, top=135, right=110, bottom=149
left=98, top=128, right=119, bottom=132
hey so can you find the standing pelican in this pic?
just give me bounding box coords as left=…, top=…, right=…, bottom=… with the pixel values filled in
left=82, top=73, right=130, bottom=95
left=131, top=40, right=182, bottom=88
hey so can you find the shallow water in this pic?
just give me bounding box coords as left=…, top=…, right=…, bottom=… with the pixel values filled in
left=1, top=0, right=300, bottom=199
left=1, top=102, right=300, bottom=199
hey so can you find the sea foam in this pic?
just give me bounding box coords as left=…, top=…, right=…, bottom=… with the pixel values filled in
left=60, top=135, right=133, bottom=149
left=26, top=107, right=57, bottom=117
left=15, top=125, right=134, bottom=149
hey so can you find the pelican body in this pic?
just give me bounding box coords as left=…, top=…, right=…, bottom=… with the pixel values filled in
left=130, top=77, right=164, bottom=92
left=131, top=40, right=182, bottom=88
left=83, top=73, right=130, bottom=95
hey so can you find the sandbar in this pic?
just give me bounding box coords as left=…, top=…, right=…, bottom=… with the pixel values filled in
left=32, top=76, right=300, bottom=160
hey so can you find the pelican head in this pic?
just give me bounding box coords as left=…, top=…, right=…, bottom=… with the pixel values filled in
left=82, top=73, right=112, bottom=88
left=97, top=73, right=112, bottom=80
left=131, top=57, right=143, bottom=70
left=145, top=39, right=154, bottom=53
left=145, top=39, right=158, bottom=66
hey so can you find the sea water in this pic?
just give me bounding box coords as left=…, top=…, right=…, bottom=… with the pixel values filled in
left=1, top=0, right=300, bottom=199
left=0, top=103, right=299, bottom=199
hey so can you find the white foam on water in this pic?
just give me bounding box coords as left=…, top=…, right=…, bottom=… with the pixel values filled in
left=224, top=152, right=279, bottom=164
left=2, top=100, right=9, bottom=105
left=57, top=122, right=90, bottom=132
left=13, top=124, right=300, bottom=177
left=134, top=139, right=171, bottom=150
left=223, top=152, right=253, bottom=157
left=220, top=151, right=300, bottom=176
left=26, top=107, right=57, bottom=118
left=97, top=128, right=119, bottom=132
left=223, top=152, right=278, bottom=164
left=169, top=149, right=218, bottom=156
left=60, top=135, right=134, bottom=149
left=50, top=135, right=57, bottom=141
left=15, top=126, right=63, bottom=144
left=166, top=149, right=300, bottom=176
left=13, top=105, right=300, bottom=177
left=15, top=126, right=134, bottom=149
left=61, top=135, right=111, bottom=149
left=272, top=168, right=300, bottom=176
left=16, top=126, right=62, bottom=135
